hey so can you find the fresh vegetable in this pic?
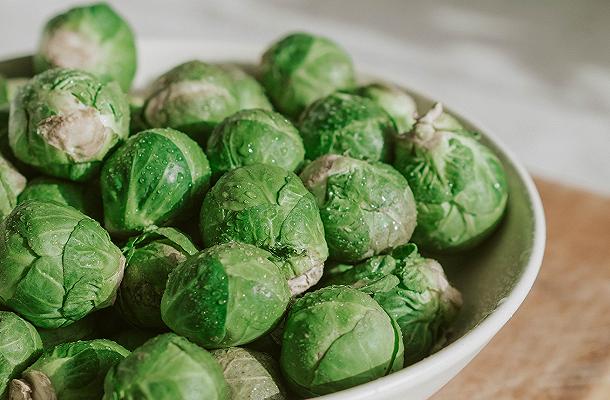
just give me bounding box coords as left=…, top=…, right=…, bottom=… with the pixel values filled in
left=301, top=154, right=417, bottom=262
left=207, top=108, right=304, bottom=176
left=0, top=201, right=125, bottom=328
left=34, top=3, right=137, bottom=91
left=394, top=103, right=508, bottom=252
left=103, top=333, right=229, bottom=400
left=9, top=68, right=130, bottom=181
left=200, top=164, right=328, bottom=294
left=161, top=242, right=290, bottom=348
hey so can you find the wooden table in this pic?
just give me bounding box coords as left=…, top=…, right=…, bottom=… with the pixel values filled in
left=432, top=179, right=610, bottom=400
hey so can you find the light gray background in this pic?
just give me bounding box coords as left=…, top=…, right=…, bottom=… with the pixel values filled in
left=1, top=0, right=609, bottom=194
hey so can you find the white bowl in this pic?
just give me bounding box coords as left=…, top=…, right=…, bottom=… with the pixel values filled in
left=0, top=39, right=546, bottom=400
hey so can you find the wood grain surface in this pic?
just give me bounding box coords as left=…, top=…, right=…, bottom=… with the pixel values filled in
left=432, top=179, right=610, bottom=400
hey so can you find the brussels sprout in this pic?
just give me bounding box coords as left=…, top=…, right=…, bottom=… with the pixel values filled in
left=207, top=109, right=305, bottom=176
left=393, top=103, right=509, bottom=252
left=0, top=76, right=7, bottom=109
left=0, top=201, right=125, bottom=328
left=218, top=64, right=273, bottom=111
left=33, top=3, right=137, bottom=91
left=101, top=128, right=211, bottom=236
left=280, top=286, right=403, bottom=396
left=260, top=32, right=356, bottom=118
left=161, top=242, right=290, bottom=348
left=301, top=155, right=417, bottom=262
left=211, top=347, right=287, bottom=400
left=200, top=164, right=328, bottom=294
left=324, top=243, right=462, bottom=364
left=103, top=333, right=229, bottom=400
left=17, top=177, right=99, bottom=219
left=9, top=68, right=130, bottom=182
left=108, top=328, right=156, bottom=351
left=10, top=339, right=129, bottom=400
left=0, top=154, right=26, bottom=221
left=350, top=82, right=418, bottom=133
left=299, top=92, right=395, bottom=162
left=38, top=314, right=97, bottom=349
left=142, top=61, right=240, bottom=145
left=0, top=312, right=43, bottom=399
left=116, top=227, right=198, bottom=329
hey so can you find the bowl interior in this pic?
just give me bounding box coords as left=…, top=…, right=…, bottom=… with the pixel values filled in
left=0, top=44, right=542, bottom=398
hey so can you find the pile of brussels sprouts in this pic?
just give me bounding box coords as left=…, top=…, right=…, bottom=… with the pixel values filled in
left=0, top=3, right=509, bottom=399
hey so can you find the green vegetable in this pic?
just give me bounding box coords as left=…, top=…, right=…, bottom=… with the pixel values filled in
left=200, top=164, right=328, bottom=294
left=0, top=200, right=125, bottom=328
left=299, top=92, right=395, bottom=162
left=324, top=243, right=462, bottom=364
left=211, top=347, right=287, bottom=400
left=207, top=108, right=305, bottom=176
left=218, top=64, right=273, bottom=111
left=9, top=68, right=130, bottom=182
left=101, top=128, right=211, bottom=236
left=280, top=286, right=404, bottom=396
left=142, top=61, right=239, bottom=145
left=103, top=333, right=229, bottom=400
left=0, top=312, right=43, bottom=399
left=116, top=227, right=198, bottom=329
left=0, top=153, right=26, bottom=221
left=301, top=154, right=417, bottom=262
left=261, top=32, right=356, bottom=118
left=34, top=3, right=137, bottom=91
left=161, top=242, right=290, bottom=348
left=17, top=177, right=99, bottom=219
left=350, top=82, right=418, bottom=133
left=393, top=103, right=509, bottom=252
left=10, top=339, right=129, bottom=400
left=38, top=314, right=97, bottom=349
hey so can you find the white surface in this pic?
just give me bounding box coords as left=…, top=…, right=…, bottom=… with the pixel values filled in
left=1, top=0, right=608, bottom=195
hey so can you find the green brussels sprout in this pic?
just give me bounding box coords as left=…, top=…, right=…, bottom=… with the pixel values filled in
left=0, top=76, right=7, bottom=109
left=301, top=155, right=417, bottom=262
left=218, top=64, right=273, bottom=111
left=207, top=109, right=305, bottom=176
left=17, top=177, right=99, bottom=219
left=38, top=314, right=97, bottom=349
left=260, top=32, right=356, bottom=118
left=142, top=61, right=240, bottom=145
left=0, top=312, right=43, bottom=399
left=393, top=103, right=509, bottom=252
left=200, top=164, right=328, bottom=294
left=10, top=339, right=129, bottom=400
left=103, top=333, right=229, bottom=400
left=0, top=200, right=125, bottom=328
left=0, top=154, right=26, bottom=221
left=324, top=243, right=462, bottom=364
left=161, top=242, right=291, bottom=348
left=34, top=3, right=137, bottom=91
left=116, top=227, right=198, bottom=329
left=350, top=82, right=418, bottom=133
left=101, top=128, right=211, bottom=236
left=108, top=328, right=156, bottom=351
left=299, top=92, right=395, bottom=162
left=280, top=286, right=404, bottom=396
left=9, top=68, right=130, bottom=182
left=211, top=347, right=287, bottom=400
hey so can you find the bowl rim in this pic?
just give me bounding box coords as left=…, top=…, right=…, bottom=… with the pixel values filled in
left=0, top=39, right=546, bottom=399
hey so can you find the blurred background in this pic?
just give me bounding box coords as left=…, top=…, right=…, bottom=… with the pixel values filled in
left=1, top=0, right=608, bottom=195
